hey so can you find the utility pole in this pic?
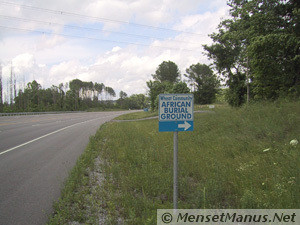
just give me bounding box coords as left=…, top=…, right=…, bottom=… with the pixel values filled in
left=10, top=62, right=13, bottom=105
left=14, top=71, right=17, bottom=101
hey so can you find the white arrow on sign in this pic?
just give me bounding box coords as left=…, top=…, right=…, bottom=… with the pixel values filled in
left=178, top=121, right=191, bottom=131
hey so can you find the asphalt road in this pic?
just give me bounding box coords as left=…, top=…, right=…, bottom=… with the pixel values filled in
left=0, top=111, right=132, bottom=225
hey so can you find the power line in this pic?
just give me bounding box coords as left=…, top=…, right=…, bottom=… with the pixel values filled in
left=0, top=1, right=205, bottom=36
left=0, top=14, right=203, bottom=45
left=0, top=25, right=203, bottom=53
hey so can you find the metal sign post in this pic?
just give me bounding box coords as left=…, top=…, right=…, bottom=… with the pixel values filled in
left=173, top=131, right=178, bottom=209
left=158, top=94, right=194, bottom=209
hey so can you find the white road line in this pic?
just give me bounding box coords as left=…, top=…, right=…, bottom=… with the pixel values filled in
left=0, top=117, right=103, bottom=156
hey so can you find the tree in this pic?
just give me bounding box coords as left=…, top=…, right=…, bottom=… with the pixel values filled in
left=65, top=90, right=76, bottom=110
left=14, top=80, right=41, bottom=111
left=146, top=80, right=173, bottom=110
left=230, top=0, right=300, bottom=100
left=69, top=79, right=83, bottom=92
left=146, top=61, right=193, bottom=110
left=185, top=63, right=219, bottom=104
left=152, top=61, right=181, bottom=83
left=119, top=91, right=127, bottom=99
left=249, top=34, right=300, bottom=99
left=69, top=79, right=82, bottom=109
left=15, top=89, right=25, bottom=111
left=94, top=82, right=105, bottom=100
left=127, top=94, right=147, bottom=109
left=225, top=71, right=247, bottom=107
left=147, top=61, right=189, bottom=110
left=172, top=81, right=190, bottom=94
left=116, top=93, right=147, bottom=109
left=58, top=83, right=65, bottom=109
left=105, top=86, right=116, bottom=100
left=205, top=0, right=300, bottom=105
left=118, top=91, right=128, bottom=108
left=26, top=80, right=42, bottom=111
left=204, top=18, right=248, bottom=106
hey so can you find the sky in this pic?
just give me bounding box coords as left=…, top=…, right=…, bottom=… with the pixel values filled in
left=0, top=0, right=230, bottom=101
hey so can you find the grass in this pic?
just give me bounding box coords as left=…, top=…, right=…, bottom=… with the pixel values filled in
left=87, top=107, right=125, bottom=112
left=114, top=111, right=158, bottom=120
left=48, top=101, right=300, bottom=224
left=48, top=135, right=104, bottom=224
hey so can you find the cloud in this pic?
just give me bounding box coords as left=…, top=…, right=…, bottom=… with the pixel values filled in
left=0, top=0, right=225, bottom=33
left=49, top=60, right=82, bottom=85
left=12, top=53, right=35, bottom=70
left=35, top=35, right=66, bottom=50
left=111, top=46, right=122, bottom=52
left=84, top=0, right=132, bottom=30
left=1, top=53, right=45, bottom=100
left=0, top=0, right=230, bottom=101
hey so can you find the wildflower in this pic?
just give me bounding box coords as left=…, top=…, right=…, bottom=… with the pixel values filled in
left=290, top=139, right=298, bottom=146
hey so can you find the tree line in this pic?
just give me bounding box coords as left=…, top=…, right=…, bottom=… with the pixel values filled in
left=0, top=79, right=119, bottom=112
left=116, top=91, right=148, bottom=110
left=0, top=78, right=150, bottom=112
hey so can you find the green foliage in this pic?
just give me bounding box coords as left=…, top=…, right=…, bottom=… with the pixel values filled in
left=114, top=111, right=158, bottom=120
left=152, top=60, right=180, bottom=83
left=215, top=88, right=227, bottom=104
left=146, top=80, right=173, bottom=110
left=69, top=79, right=83, bottom=92
left=204, top=18, right=249, bottom=107
left=171, top=81, right=190, bottom=94
left=13, top=79, right=116, bottom=112
left=225, top=71, right=247, bottom=107
left=119, top=91, right=127, bottom=99
left=205, top=0, right=300, bottom=106
left=116, top=93, right=148, bottom=110
left=185, top=63, right=220, bottom=104
left=105, top=86, right=116, bottom=98
left=118, top=91, right=128, bottom=109
left=146, top=61, right=191, bottom=111
left=249, top=34, right=300, bottom=100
